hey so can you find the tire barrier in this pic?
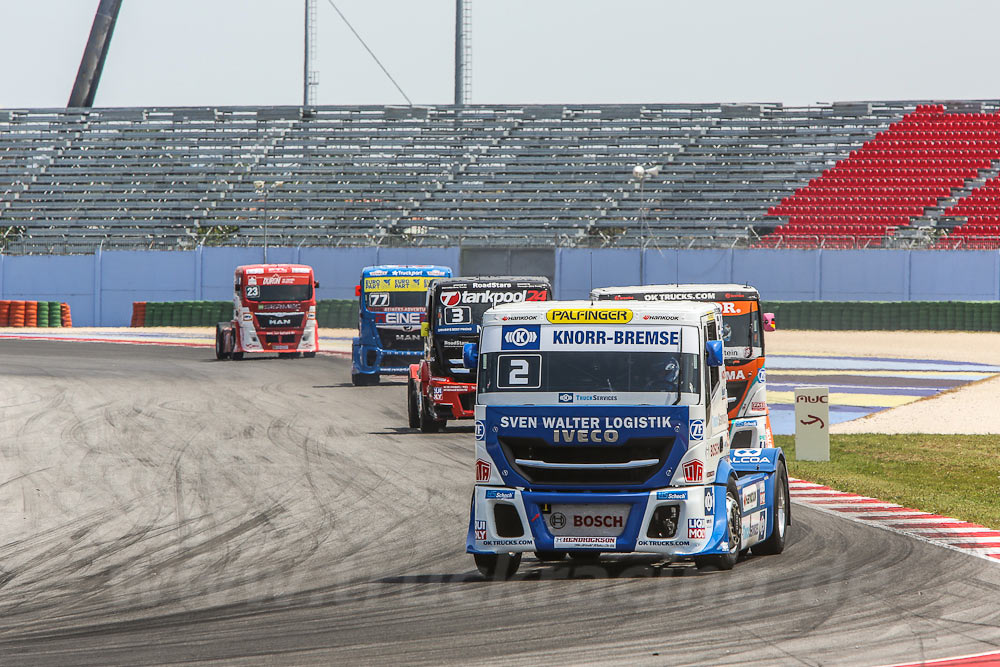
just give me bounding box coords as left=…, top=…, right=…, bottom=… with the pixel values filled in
left=131, top=300, right=357, bottom=329
left=0, top=300, right=72, bottom=327
left=763, top=301, right=1000, bottom=331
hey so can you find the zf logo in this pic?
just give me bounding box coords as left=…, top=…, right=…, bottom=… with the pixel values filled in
left=475, top=421, right=485, bottom=440
left=689, top=419, right=705, bottom=440
left=501, top=325, right=540, bottom=350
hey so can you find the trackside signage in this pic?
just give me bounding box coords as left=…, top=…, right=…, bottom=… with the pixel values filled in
left=794, top=386, right=829, bottom=461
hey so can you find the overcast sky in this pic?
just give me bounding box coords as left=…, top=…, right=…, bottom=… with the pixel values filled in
left=3, top=0, right=1000, bottom=109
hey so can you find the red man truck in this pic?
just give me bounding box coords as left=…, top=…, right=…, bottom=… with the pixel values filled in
left=215, top=264, right=319, bottom=360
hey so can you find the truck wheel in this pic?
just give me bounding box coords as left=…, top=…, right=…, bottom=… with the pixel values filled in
left=695, top=480, right=742, bottom=571
left=231, top=349, right=244, bottom=361
left=474, top=553, right=521, bottom=580
left=303, top=351, right=316, bottom=358
left=534, top=550, right=567, bottom=562
left=351, top=373, right=378, bottom=386
left=753, top=460, right=789, bottom=556
left=406, top=379, right=420, bottom=428
left=215, top=325, right=230, bottom=360
left=418, top=393, right=444, bottom=433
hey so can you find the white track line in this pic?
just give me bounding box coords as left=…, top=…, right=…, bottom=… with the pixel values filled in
left=790, top=478, right=1000, bottom=566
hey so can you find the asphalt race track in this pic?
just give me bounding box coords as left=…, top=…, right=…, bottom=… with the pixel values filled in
left=1, top=341, right=999, bottom=666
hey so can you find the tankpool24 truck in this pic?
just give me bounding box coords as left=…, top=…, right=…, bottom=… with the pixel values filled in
left=351, top=265, right=452, bottom=386
left=407, top=276, right=551, bottom=432
left=465, top=300, right=789, bottom=578
left=215, top=264, right=319, bottom=360
left=591, top=284, right=775, bottom=450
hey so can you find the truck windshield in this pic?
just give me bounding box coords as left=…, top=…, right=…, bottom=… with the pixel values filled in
left=720, top=308, right=761, bottom=350
left=477, top=351, right=701, bottom=395
left=366, top=290, right=426, bottom=310
left=245, top=283, right=312, bottom=302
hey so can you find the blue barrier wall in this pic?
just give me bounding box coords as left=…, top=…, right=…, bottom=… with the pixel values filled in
left=0, top=247, right=997, bottom=326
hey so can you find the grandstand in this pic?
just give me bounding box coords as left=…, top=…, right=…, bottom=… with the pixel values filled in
left=3, top=101, right=1000, bottom=254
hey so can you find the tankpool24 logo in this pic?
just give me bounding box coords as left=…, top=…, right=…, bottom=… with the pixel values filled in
left=501, top=325, right=540, bottom=350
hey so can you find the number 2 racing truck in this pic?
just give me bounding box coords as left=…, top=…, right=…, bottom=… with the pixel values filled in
left=591, top=284, right=776, bottom=451
left=215, top=264, right=319, bottom=360
left=407, top=276, right=551, bottom=433
left=351, top=265, right=452, bottom=386
left=465, top=300, right=789, bottom=578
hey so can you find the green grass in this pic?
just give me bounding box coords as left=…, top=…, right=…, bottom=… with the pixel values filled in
left=775, top=434, right=1000, bottom=530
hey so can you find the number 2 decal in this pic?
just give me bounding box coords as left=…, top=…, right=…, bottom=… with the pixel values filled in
left=507, top=358, right=529, bottom=385
left=496, top=354, right=541, bottom=389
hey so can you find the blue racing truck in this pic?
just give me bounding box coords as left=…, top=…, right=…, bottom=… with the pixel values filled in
left=351, top=265, right=451, bottom=386
left=465, top=300, right=790, bottom=578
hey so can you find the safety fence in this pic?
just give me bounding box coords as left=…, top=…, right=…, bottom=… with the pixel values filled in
left=131, top=300, right=357, bottom=329
left=0, top=300, right=72, bottom=327
left=762, top=301, right=1000, bottom=331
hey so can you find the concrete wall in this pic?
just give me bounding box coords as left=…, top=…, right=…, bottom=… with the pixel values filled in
left=1, top=247, right=997, bottom=326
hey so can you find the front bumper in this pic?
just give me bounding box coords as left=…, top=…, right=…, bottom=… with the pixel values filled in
left=467, top=485, right=729, bottom=557
left=352, top=340, right=422, bottom=375
left=427, top=378, right=476, bottom=420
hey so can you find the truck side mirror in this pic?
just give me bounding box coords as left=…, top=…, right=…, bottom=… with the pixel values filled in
left=420, top=322, right=429, bottom=337
left=314, top=281, right=320, bottom=289
left=355, top=285, right=362, bottom=297
left=763, top=312, right=776, bottom=332
left=706, top=340, right=724, bottom=367
left=463, top=343, right=479, bottom=369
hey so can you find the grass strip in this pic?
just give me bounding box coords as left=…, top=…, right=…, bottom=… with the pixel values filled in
left=776, top=434, right=1000, bottom=530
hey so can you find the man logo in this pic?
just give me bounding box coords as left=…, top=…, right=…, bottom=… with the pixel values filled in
left=504, top=328, right=537, bottom=347
left=440, top=290, right=461, bottom=307
left=558, top=393, right=573, bottom=403
left=500, top=324, right=540, bottom=350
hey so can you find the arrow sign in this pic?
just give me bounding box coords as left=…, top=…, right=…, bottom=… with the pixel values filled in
left=794, top=386, right=830, bottom=461
left=800, top=414, right=825, bottom=429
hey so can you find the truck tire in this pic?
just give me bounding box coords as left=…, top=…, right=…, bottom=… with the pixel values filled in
left=407, top=378, right=420, bottom=429
left=303, top=351, right=316, bottom=358
left=474, top=552, right=521, bottom=580
left=753, top=460, right=789, bottom=556
left=695, top=479, right=742, bottom=571
left=352, top=373, right=379, bottom=386
left=215, top=325, right=230, bottom=360
left=231, top=351, right=244, bottom=361
left=534, top=550, right=567, bottom=562
left=418, top=392, right=444, bottom=433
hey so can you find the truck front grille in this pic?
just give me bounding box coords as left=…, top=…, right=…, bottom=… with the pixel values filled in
left=498, top=435, right=674, bottom=487
left=377, top=328, right=423, bottom=352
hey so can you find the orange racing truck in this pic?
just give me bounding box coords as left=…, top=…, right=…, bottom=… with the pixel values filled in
left=215, top=264, right=319, bottom=360
left=591, top=284, right=775, bottom=449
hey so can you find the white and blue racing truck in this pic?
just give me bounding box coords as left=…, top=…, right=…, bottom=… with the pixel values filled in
left=465, top=300, right=790, bottom=578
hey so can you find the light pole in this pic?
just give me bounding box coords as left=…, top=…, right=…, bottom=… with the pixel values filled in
left=254, top=180, right=284, bottom=263
left=632, top=164, right=660, bottom=284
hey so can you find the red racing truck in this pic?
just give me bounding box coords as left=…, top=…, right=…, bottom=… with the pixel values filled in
left=215, top=263, right=319, bottom=360
left=407, top=276, right=551, bottom=432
